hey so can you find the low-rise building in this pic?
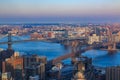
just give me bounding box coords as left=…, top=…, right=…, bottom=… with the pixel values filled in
left=88, top=34, right=100, bottom=44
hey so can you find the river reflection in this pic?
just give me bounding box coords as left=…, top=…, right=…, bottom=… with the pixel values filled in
left=82, top=50, right=120, bottom=67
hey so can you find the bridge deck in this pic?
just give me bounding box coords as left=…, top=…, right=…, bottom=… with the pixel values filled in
left=51, top=46, right=93, bottom=65
left=0, top=37, right=86, bottom=44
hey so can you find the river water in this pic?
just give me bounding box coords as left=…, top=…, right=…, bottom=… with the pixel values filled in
left=82, top=50, right=120, bottom=67
left=0, top=36, right=120, bottom=67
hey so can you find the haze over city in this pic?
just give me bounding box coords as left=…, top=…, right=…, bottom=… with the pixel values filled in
left=1, top=0, right=120, bottom=80
left=0, top=0, right=120, bottom=23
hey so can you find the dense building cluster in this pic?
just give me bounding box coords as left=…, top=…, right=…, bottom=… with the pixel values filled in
left=1, top=49, right=120, bottom=80
left=0, top=23, right=120, bottom=44
left=0, top=23, right=120, bottom=80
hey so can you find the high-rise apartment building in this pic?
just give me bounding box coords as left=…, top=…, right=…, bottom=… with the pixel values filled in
left=106, top=66, right=120, bottom=80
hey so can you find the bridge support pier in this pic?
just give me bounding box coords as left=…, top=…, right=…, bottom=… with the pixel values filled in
left=7, top=32, right=12, bottom=50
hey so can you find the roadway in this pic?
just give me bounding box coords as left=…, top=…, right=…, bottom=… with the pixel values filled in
left=0, top=37, right=86, bottom=44
left=51, top=46, right=93, bottom=65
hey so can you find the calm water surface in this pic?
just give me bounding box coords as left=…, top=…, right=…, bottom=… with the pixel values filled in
left=82, top=50, right=120, bottom=67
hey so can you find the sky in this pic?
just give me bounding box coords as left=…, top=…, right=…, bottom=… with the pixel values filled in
left=0, top=0, right=120, bottom=23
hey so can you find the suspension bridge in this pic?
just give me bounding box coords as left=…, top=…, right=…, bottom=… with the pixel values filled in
left=0, top=33, right=90, bottom=65
left=0, top=33, right=87, bottom=50
left=0, top=33, right=119, bottom=65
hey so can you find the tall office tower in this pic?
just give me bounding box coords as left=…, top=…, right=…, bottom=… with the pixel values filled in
left=2, top=54, right=23, bottom=80
left=23, top=55, right=47, bottom=68
left=25, top=63, right=45, bottom=80
left=0, top=49, right=14, bottom=72
left=37, top=63, right=45, bottom=80
left=106, top=66, right=120, bottom=80
left=23, top=55, right=46, bottom=80
left=72, top=56, right=95, bottom=80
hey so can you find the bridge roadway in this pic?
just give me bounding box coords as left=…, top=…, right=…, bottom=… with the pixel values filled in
left=0, top=39, right=54, bottom=44
left=51, top=46, right=93, bottom=65
left=0, top=37, right=86, bottom=44
left=0, top=35, right=88, bottom=65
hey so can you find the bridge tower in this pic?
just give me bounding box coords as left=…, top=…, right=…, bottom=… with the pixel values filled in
left=7, top=32, right=12, bottom=50
left=71, top=40, right=81, bottom=64
left=71, top=40, right=78, bottom=53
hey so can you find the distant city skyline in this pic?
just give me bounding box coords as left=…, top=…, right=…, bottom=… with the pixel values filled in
left=0, top=0, right=120, bottom=23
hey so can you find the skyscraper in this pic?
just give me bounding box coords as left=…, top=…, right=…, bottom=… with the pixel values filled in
left=106, top=66, right=120, bottom=80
